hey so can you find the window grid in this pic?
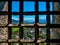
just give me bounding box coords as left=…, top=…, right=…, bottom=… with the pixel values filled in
left=0, top=0, right=60, bottom=45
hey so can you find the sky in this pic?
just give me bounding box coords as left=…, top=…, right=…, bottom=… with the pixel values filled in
left=12, top=1, right=53, bottom=23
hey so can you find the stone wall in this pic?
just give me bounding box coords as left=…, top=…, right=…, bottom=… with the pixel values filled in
left=0, top=2, right=8, bottom=45
left=52, top=2, right=60, bottom=45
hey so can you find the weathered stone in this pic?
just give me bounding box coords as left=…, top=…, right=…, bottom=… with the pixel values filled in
left=0, top=1, right=8, bottom=45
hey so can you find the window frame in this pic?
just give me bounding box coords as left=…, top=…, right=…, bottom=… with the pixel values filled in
left=0, top=0, right=60, bottom=45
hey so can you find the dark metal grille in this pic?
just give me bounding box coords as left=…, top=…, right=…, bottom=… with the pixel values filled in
left=0, top=0, right=60, bottom=45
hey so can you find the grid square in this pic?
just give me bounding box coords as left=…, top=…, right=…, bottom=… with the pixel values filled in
left=23, top=27, right=35, bottom=40
left=50, top=28, right=60, bottom=39
left=11, top=27, right=19, bottom=39
left=38, top=2, right=46, bottom=11
left=50, top=2, right=53, bottom=11
left=39, top=28, right=46, bottom=39
left=39, top=15, right=47, bottom=24
left=12, top=15, right=19, bottom=25
left=23, top=43, right=35, bottom=45
left=23, top=15, right=35, bottom=24
left=12, top=1, right=20, bottom=12
left=23, top=1, right=35, bottom=12
left=11, top=43, right=19, bottom=45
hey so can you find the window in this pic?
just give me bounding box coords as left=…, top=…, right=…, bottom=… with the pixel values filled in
left=0, top=0, right=60, bottom=45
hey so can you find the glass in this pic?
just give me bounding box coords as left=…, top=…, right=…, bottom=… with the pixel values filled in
left=11, top=43, right=19, bottom=45
left=39, top=28, right=46, bottom=39
left=50, top=2, right=53, bottom=11
left=52, top=15, right=60, bottom=24
left=23, top=27, right=35, bottom=40
left=23, top=43, right=35, bottom=45
left=39, top=15, right=47, bottom=24
left=12, top=1, right=20, bottom=12
left=23, top=15, right=35, bottom=24
left=50, top=28, right=60, bottom=39
left=11, top=27, right=19, bottom=39
left=24, top=1, right=35, bottom=12
left=38, top=2, right=46, bottom=11
left=39, top=43, right=47, bottom=45
left=12, top=15, right=19, bottom=25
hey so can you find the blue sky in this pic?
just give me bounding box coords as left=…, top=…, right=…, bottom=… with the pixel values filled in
left=12, top=15, right=19, bottom=20
left=12, top=1, right=53, bottom=23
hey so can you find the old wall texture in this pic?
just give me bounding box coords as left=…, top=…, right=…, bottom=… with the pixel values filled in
left=52, top=2, right=60, bottom=45
left=0, top=2, right=8, bottom=45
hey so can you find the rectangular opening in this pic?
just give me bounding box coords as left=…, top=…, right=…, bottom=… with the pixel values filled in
left=12, top=1, right=20, bottom=12
left=11, top=27, right=19, bottom=39
left=39, top=28, right=46, bottom=40
left=23, top=43, right=35, bottom=45
left=23, top=15, right=35, bottom=24
left=23, top=27, right=35, bottom=40
left=23, top=1, right=35, bottom=12
left=11, top=43, right=19, bottom=45
left=50, top=28, right=60, bottom=39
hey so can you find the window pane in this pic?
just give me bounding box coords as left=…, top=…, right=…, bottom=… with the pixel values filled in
left=39, top=28, right=46, bottom=39
left=50, top=2, right=53, bottom=11
left=38, top=2, right=46, bottom=11
left=12, top=15, right=19, bottom=25
left=23, top=43, right=35, bottom=45
left=50, top=15, right=52, bottom=24
left=39, top=15, right=47, bottom=24
left=11, top=43, right=19, bottom=45
left=54, top=2, right=59, bottom=11
left=23, top=15, right=35, bottom=24
left=50, top=43, right=60, bottom=45
left=11, top=27, right=19, bottom=39
left=23, top=27, right=35, bottom=40
left=12, top=1, right=20, bottom=12
left=50, top=28, right=60, bottom=39
left=24, top=1, right=35, bottom=12
left=52, top=15, right=60, bottom=24
left=39, top=43, right=47, bottom=45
